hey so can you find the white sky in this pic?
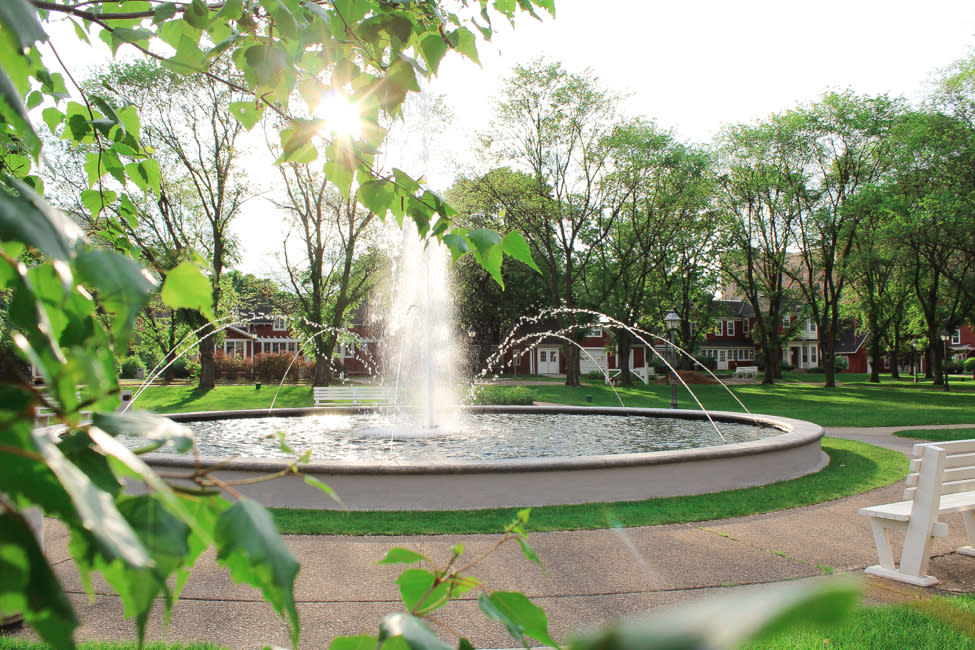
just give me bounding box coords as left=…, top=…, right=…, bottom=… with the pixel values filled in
left=42, top=2, right=975, bottom=275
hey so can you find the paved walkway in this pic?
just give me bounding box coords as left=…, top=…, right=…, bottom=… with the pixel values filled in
left=9, top=426, right=975, bottom=649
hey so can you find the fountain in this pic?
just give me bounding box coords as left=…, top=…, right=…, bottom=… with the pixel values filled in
left=130, top=221, right=825, bottom=511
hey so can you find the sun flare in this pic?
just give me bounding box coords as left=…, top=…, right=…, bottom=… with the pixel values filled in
left=315, top=92, right=362, bottom=139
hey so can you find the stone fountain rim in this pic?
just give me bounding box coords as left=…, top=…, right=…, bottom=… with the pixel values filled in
left=153, top=405, right=824, bottom=476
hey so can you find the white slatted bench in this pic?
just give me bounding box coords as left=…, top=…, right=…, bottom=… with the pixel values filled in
left=734, top=365, right=759, bottom=379
left=313, top=385, right=397, bottom=407
left=859, top=439, right=975, bottom=586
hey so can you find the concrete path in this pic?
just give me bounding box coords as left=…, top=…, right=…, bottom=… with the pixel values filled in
left=8, top=426, right=975, bottom=649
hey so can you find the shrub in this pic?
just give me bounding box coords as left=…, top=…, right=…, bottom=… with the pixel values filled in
left=964, top=357, right=975, bottom=373
left=214, top=350, right=252, bottom=380
left=254, top=352, right=311, bottom=384
left=467, top=385, right=537, bottom=405
left=119, top=356, right=145, bottom=379
left=695, top=355, right=716, bottom=371
left=779, top=360, right=794, bottom=371
left=834, top=355, right=850, bottom=371
left=947, top=359, right=964, bottom=374
left=171, top=356, right=199, bottom=379
left=583, top=369, right=606, bottom=380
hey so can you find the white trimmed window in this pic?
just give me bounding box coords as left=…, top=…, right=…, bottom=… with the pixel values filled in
left=272, top=316, right=287, bottom=331
left=713, top=321, right=723, bottom=336
left=953, top=329, right=961, bottom=345
left=782, top=315, right=791, bottom=327
left=727, top=320, right=735, bottom=336
left=224, top=340, right=246, bottom=357
left=743, top=319, right=750, bottom=334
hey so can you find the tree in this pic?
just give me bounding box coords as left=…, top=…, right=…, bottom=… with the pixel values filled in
left=591, top=120, right=719, bottom=383
left=716, top=117, right=805, bottom=384
left=786, top=92, right=900, bottom=388
left=0, top=1, right=552, bottom=646
left=478, top=59, right=618, bottom=386
left=275, top=163, right=380, bottom=386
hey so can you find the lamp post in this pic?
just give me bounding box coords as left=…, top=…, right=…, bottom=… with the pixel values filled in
left=664, top=310, right=681, bottom=409
left=941, top=330, right=951, bottom=392
left=912, top=339, right=919, bottom=384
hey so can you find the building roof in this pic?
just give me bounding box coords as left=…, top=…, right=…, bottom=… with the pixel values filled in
left=710, top=299, right=754, bottom=318
left=834, top=329, right=868, bottom=355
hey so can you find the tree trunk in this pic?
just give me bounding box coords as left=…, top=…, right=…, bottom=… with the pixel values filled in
left=761, top=343, right=776, bottom=385
left=314, top=353, right=332, bottom=386
left=197, top=328, right=215, bottom=390
left=616, top=334, right=633, bottom=387
left=563, top=345, right=581, bottom=387
left=163, top=312, right=177, bottom=383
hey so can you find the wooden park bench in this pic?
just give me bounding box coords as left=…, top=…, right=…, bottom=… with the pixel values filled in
left=313, top=385, right=397, bottom=407
left=734, top=365, right=759, bottom=379
left=859, top=439, right=975, bottom=585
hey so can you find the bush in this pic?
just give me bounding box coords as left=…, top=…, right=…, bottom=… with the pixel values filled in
left=779, top=360, right=794, bottom=371
left=834, top=355, right=850, bottom=371
left=171, top=356, right=199, bottom=379
left=466, top=385, right=537, bottom=405
left=254, top=352, right=313, bottom=384
left=964, top=357, right=975, bottom=373
left=947, top=359, right=964, bottom=374
left=583, top=369, right=606, bottom=380
left=695, top=355, right=716, bottom=371
left=214, top=350, right=252, bottom=380
left=119, top=356, right=145, bottom=379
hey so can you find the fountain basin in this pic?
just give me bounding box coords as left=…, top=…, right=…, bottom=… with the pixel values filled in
left=147, top=406, right=826, bottom=511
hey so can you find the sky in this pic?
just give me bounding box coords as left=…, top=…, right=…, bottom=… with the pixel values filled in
left=44, top=1, right=975, bottom=275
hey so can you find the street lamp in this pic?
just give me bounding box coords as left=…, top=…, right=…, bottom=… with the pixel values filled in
left=941, top=330, right=951, bottom=392
left=664, top=310, right=681, bottom=409
left=912, top=339, right=919, bottom=384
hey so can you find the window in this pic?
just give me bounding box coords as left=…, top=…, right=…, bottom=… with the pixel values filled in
left=272, top=316, right=287, bottom=331
left=340, top=342, right=356, bottom=358
left=807, top=319, right=817, bottom=334
left=539, top=351, right=547, bottom=362
left=224, top=340, right=246, bottom=358
left=727, top=320, right=735, bottom=336
left=587, top=327, right=602, bottom=338
left=743, top=319, right=750, bottom=334
left=810, top=346, right=817, bottom=364
left=782, top=315, right=791, bottom=327
left=713, top=321, right=723, bottom=336
left=953, top=329, right=962, bottom=345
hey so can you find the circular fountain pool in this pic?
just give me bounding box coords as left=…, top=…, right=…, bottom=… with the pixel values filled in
left=145, top=406, right=826, bottom=511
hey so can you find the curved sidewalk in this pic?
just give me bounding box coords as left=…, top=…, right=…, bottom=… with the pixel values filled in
left=13, top=426, right=975, bottom=649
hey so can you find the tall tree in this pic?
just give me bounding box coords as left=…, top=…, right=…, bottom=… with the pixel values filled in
left=478, top=59, right=618, bottom=386
left=716, top=117, right=805, bottom=384
left=786, top=92, right=900, bottom=387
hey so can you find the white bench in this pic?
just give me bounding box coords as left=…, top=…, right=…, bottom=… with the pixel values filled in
left=859, top=439, right=975, bottom=586
left=734, top=365, right=758, bottom=378
left=313, top=385, right=397, bottom=407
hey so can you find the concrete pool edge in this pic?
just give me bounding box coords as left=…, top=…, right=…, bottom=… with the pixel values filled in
left=148, top=406, right=826, bottom=510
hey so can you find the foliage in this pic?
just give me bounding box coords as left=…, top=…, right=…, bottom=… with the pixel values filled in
left=466, top=385, right=537, bottom=405
left=965, top=357, right=975, bottom=373
left=253, top=351, right=311, bottom=384
left=0, top=0, right=555, bottom=647
left=119, top=355, right=145, bottom=379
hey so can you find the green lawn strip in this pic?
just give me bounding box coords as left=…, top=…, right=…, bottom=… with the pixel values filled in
left=893, top=427, right=975, bottom=442
left=270, top=438, right=906, bottom=535
left=744, top=594, right=975, bottom=649
left=0, top=641, right=225, bottom=650
left=126, top=384, right=313, bottom=413
left=528, top=381, right=975, bottom=428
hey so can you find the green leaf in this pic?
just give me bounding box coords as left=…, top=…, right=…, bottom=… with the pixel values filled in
left=215, top=498, right=300, bottom=647
left=160, top=262, right=215, bottom=321
left=302, top=475, right=344, bottom=507
left=357, top=180, right=393, bottom=216
left=75, top=247, right=155, bottom=344
left=0, top=0, right=48, bottom=51
left=183, top=0, right=211, bottom=29
left=447, top=27, right=480, bottom=65
left=502, top=231, right=540, bottom=272
left=323, top=161, right=354, bottom=198
left=229, top=100, right=263, bottom=130
left=379, top=613, right=452, bottom=650
left=92, top=411, right=194, bottom=454
left=467, top=228, right=503, bottom=255
left=478, top=591, right=558, bottom=648
left=442, top=233, right=471, bottom=264
left=153, top=2, right=179, bottom=24
left=31, top=427, right=152, bottom=569
left=161, top=35, right=210, bottom=74
left=0, top=64, right=40, bottom=157
left=80, top=189, right=116, bottom=221
left=0, top=512, right=79, bottom=648
left=418, top=34, right=449, bottom=75
left=395, top=569, right=438, bottom=611
left=330, top=635, right=379, bottom=650
left=377, top=547, right=428, bottom=565
left=0, top=174, right=83, bottom=262
left=41, top=106, right=63, bottom=133
left=277, top=119, right=321, bottom=164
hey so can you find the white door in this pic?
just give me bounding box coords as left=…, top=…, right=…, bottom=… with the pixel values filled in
left=538, top=349, right=559, bottom=374
left=717, top=349, right=728, bottom=370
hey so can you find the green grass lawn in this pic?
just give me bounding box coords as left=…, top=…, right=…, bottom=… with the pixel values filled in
left=129, top=376, right=975, bottom=428
left=270, top=438, right=906, bottom=535
left=894, top=427, right=975, bottom=442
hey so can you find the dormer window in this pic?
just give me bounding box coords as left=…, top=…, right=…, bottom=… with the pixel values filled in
left=272, top=316, right=287, bottom=331
left=727, top=320, right=735, bottom=336
left=953, top=329, right=961, bottom=345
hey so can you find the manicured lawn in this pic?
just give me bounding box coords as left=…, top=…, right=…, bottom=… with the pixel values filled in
left=894, top=427, right=975, bottom=442
left=744, top=594, right=975, bottom=649
left=527, top=380, right=975, bottom=428
left=270, top=438, right=906, bottom=535
left=129, top=377, right=975, bottom=428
